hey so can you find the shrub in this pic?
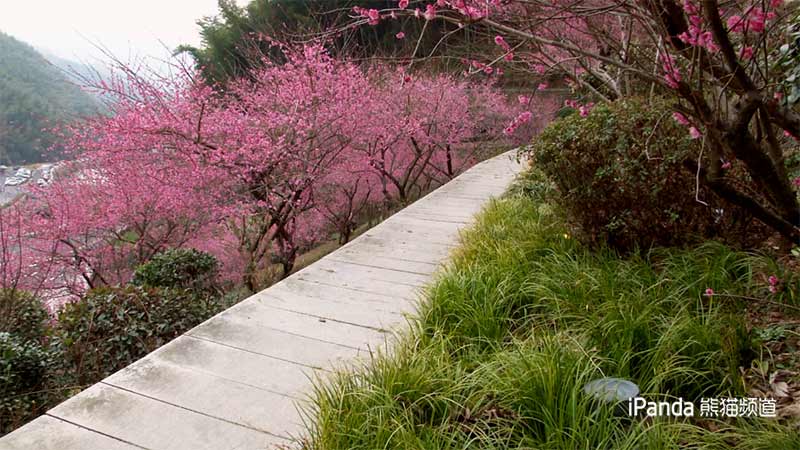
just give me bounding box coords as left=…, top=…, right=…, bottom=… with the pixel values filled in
left=0, top=333, right=50, bottom=399
left=56, top=285, right=228, bottom=384
left=554, top=106, right=577, bottom=119
left=132, top=248, right=218, bottom=292
left=525, top=97, right=768, bottom=251
left=0, top=289, right=50, bottom=344
left=0, top=332, right=52, bottom=434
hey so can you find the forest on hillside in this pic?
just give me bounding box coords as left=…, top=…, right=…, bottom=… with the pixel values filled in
left=0, top=31, right=99, bottom=165
left=178, top=0, right=500, bottom=84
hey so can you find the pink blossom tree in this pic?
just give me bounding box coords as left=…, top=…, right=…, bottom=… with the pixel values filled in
left=209, top=43, right=374, bottom=284
left=22, top=151, right=220, bottom=298
left=0, top=204, right=56, bottom=297
left=353, top=0, right=800, bottom=243
left=16, top=38, right=523, bottom=296
left=314, top=157, right=382, bottom=245
left=352, top=67, right=521, bottom=206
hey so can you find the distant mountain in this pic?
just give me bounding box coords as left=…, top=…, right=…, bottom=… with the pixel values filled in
left=38, top=48, right=113, bottom=93
left=0, top=31, right=100, bottom=164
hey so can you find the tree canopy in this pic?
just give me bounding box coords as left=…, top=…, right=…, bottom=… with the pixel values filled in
left=178, top=0, right=485, bottom=85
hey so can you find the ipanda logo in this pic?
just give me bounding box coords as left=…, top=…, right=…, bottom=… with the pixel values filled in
left=628, top=397, right=694, bottom=417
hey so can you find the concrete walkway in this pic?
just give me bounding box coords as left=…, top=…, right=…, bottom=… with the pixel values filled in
left=0, top=152, right=523, bottom=450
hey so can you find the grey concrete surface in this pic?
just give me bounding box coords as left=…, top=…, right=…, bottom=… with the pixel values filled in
left=0, top=152, right=523, bottom=450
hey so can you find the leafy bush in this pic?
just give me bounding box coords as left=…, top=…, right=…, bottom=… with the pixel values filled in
left=132, top=248, right=218, bottom=292
left=554, top=106, right=577, bottom=119
left=56, top=285, right=228, bottom=384
left=525, top=97, right=768, bottom=251
left=0, top=289, right=50, bottom=344
left=0, top=332, right=52, bottom=434
left=0, top=291, right=55, bottom=434
left=0, top=333, right=50, bottom=398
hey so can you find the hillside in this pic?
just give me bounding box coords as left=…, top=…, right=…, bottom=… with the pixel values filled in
left=0, top=31, right=99, bottom=164
left=38, top=48, right=113, bottom=92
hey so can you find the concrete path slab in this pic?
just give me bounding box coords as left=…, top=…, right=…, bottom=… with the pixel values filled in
left=0, top=151, right=523, bottom=450
left=48, top=383, right=288, bottom=450
left=0, top=416, right=140, bottom=450
left=254, top=290, right=405, bottom=331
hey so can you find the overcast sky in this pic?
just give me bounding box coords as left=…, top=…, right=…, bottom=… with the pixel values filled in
left=0, top=0, right=248, bottom=64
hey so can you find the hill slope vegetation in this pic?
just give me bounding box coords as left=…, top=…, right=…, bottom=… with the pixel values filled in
left=0, top=31, right=98, bottom=164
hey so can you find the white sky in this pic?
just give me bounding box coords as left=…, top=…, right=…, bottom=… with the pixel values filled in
left=0, top=0, right=249, bottom=63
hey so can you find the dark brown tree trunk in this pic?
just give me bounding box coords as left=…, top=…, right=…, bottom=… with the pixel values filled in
left=280, top=252, right=296, bottom=279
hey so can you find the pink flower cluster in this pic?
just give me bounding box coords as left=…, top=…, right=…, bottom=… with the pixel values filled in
left=503, top=111, right=533, bottom=135
left=469, top=59, right=496, bottom=74
left=768, top=274, right=780, bottom=293
left=353, top=6, right=381, bottom=25
left=661, top=53, right=682, bottom=89
left=673, top=112, right=690, bottom=126
left=564, top=99, right=594, bottom=116
left=677, top=0, right=720, bottom=52
left=672, top=111, right=701, bottom=139
left=494, top=35, right=514, bottom=61
left=447, top=0, right=487, bottom=20
left=424, top=4, right=437, bottom=20
left=727, top=7, right=776, bottom=34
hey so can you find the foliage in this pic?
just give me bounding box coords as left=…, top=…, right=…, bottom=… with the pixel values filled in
left=0, top=289, right=50, bottom=344
left=527, top=97, right=768, bottom=251
left=55, top=286, right=229, bottom=384
left=304, top=181, right=796, bottom=449
left=0, top=31, right=98, bottom=164
left=180, top=0, right=476, bottom=85
left=775, top=10, right=800, bottom=107
left=0, top=332, right=52, bottom=434
left=0, top=333, right=50, bottom=402
left=132, top=248, right=219, bottom=292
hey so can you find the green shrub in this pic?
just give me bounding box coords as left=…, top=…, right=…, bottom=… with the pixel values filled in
left=554, top=106, right=577, bottom=119
left=0, top=332, right=52, bottom=434
left=132, top=248, right=218, bottom=292
left=525, top=97, right=768, bottom=251
left=0, top=289, right=50, bottom=344
left=0, top=333, right=50, bottom=397
left=56, top=285, right=227, bottom=384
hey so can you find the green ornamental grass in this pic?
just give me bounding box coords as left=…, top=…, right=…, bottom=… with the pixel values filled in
left=303, top=169, right=799, bottom=449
